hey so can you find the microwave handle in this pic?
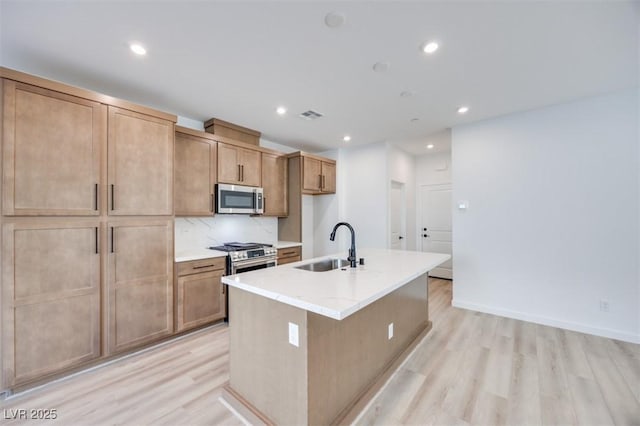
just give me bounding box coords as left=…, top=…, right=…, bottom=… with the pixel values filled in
left=256, top=191, right=263, bottom=212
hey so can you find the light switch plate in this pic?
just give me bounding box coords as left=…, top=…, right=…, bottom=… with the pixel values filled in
left=288, top=322, right=299, bottom=347
left=388, top=323, right=394, bottom=340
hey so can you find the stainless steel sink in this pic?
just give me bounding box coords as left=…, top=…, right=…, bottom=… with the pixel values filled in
left=294, top=258, right=351, bottom=272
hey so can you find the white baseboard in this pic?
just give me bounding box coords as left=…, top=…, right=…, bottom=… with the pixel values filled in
left=452, top=299, right=640, bottom=344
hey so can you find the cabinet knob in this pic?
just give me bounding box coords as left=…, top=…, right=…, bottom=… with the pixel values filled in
left=422, top=234, right=429, bottom=238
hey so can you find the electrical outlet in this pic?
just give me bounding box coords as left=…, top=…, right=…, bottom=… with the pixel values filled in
left=288, top=322, right=299, bottom=347
left=388, top=323, right=394, bottom=340
left=599, top=300, right=610, bottom=312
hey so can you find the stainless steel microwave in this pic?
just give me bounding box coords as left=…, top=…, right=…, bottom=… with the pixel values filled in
left=215, top=184, right=264, bottom=214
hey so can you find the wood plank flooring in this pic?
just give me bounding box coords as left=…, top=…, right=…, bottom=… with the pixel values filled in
left=1, top=278, right=639, bottom=425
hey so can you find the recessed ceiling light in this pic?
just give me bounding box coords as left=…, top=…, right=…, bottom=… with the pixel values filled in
left=457, top=106, right=469, bottom=114
left=422, top=42, right=439, bottom=54
left=276, top=106, right=287, bottom=115
left=426, top=144, right=434, bottom=149
left=130, top=43, right=147, bottom=55
left=343, top=135, right=351, bottom=142
left=325, top=12, right=346, bottom=28
left=372, top=62, right=390, bottom=73
left=410, top=118, right=420, bottom=122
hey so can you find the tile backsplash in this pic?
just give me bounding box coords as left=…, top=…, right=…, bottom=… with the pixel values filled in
left=175, top=216, right=278, bottom=252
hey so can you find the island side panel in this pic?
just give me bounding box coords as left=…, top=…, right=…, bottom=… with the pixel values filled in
left=306, top=274, right=429, bottom=425
left=228, top=286, right=308, bottom=425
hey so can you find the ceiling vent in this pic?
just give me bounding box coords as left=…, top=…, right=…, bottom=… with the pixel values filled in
left=299, top=110, right=324, bottom=120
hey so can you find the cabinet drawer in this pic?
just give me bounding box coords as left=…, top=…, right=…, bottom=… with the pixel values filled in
left=278, top=255, right=301, bottom=265
left=277, top=246, right=301, bottom=264
left=177, top=257, right=226, bottom=276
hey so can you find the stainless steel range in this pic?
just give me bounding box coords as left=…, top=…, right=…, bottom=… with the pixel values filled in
left=208, top=242, right=277, bottom=275
left=208, top=242, right=277, bottom=322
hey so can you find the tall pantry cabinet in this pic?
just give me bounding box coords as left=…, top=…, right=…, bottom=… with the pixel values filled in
left=0, top=68, right=175, bottom=391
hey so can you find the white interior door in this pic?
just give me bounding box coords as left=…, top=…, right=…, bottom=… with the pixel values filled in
left=420, top=184, right=452, bottom=278
left=389, top=181, right=406, bottom=250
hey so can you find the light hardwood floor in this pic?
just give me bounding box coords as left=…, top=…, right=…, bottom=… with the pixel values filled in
left=1, top=279, right=638, bottom=425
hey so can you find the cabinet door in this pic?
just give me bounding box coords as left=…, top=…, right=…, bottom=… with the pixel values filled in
left=302, top=156, right=322, bottom=193
left=108, top=107, right=173, bottom=215
left=239, top=148, right=261, bottom=187
left=107, top=219, right=173, bottom=354
left=321, top=162, right=336, bottom=194
left=262, top=153, right=287, bottom=216
left=175, top=132, right=216, bottom=216
left=176, top=270, right=225, bottom=332
left=217, top=143, right=241, bottom=184
left=2, top=221, right=101, bottom=386
left=2, top=81, right=105, bottom=216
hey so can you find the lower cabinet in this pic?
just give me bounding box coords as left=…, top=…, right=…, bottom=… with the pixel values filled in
left=175, top=257, right=226, bottom=332
left=1, top=221, right=101, bottom=387
left=277, top=246, right=302, bottom=265
left=107, top=219, right=174, bottom=355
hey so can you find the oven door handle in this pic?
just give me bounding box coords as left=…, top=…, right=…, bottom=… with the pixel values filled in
left=233, top=257, right=276, bottom=270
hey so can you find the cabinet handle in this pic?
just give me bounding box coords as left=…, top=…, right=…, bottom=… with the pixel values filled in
left=222, top=284, right=225, bottom=294
left=110, top=184, right=115, bottom=211
left=282, top=251, right=296, bottom=256
left=237, top=164, right=241, bottom=181
left=241, top=164, right=244, bottom=182
left=211, top=193, right=214, bottom=212
left=322, top=175, right=326, bottom=189
left=193, top=264, right=215, bottom=269
left=94, top=183, right=99, bottom=211
left=110, top=227, right=115, bottom=253
left=95, top=227, right=99, bottom=254
left=319, top=174, right=322, bottom=189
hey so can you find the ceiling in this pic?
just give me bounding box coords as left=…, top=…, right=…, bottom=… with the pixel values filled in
left=1, top=1, right=638, bottom=155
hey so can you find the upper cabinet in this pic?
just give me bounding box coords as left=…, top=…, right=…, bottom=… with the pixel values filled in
left=299, top=153, right=336, bottom=195
left=2, top=81, right=105, bottom=216
left=217, top=142, right=261, bottom=187
left=261, top=153, right=288, bottom=217
left=1, top=74, right=176, bottom=218
left=108, top=107, right=174, bottom=216
left=174, top=127, right=217, bottom=216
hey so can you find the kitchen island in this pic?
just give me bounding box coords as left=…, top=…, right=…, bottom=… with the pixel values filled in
left=221, top=248, right=450, bottom=425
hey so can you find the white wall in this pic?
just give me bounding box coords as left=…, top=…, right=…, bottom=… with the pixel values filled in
left=452, top=89, right=639, bottom=343
left=416, top=151, right=452, bottom=186
left=388, top=146, right=417, bottom=250
left=338, top=142, right=389, bottom=250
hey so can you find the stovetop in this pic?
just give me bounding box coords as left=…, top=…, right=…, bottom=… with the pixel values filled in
left=208, top=242, right=273, bottom=252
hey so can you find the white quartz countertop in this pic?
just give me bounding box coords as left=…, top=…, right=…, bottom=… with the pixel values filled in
left=175, top=248, right=228, bottom=263
left=222, top=248, right=450, bottom=320
left=273, top=241, right=303, bottom=249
